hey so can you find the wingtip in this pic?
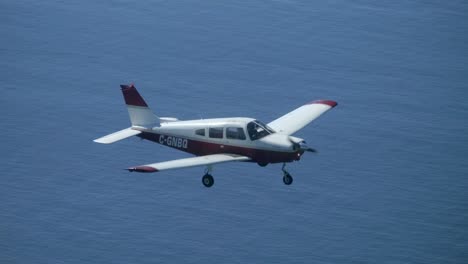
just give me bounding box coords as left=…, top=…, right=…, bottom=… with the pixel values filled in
left=127, top=166, right=158, bottom=173
left=309, top=100, right=338, bottom=108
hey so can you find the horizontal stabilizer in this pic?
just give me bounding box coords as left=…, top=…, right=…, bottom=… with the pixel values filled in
left=128, top=154, right=251, bottom=173
left=93, top=127, right=141, bottom=144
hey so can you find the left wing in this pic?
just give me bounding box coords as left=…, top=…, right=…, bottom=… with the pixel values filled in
left=127, top=154, right=251, bottom=173
left=268, top=100, right=337, bottom=135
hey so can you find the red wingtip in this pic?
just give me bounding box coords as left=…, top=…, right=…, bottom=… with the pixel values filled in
left=128, top=166, right=158, bottom=173
left=120, top=84, right=148, bottom=107
left=309, top=100, right=338, bottom=107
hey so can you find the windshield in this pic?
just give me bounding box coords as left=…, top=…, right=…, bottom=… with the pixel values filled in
left=247, top=120, right=275, bottom=140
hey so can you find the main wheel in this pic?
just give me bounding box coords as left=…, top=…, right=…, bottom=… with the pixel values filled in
left=283, top=173, right=293, bottom=185
left=202, top=174, right=214, bottom=187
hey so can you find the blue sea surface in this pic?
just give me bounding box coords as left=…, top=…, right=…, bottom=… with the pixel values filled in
left=1, top=1, right=468, bottom=263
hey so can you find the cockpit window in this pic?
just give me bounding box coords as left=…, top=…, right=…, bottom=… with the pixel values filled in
left=247, top=120, right=275, bottom=140
left=226, top=127, right=246, bottom=140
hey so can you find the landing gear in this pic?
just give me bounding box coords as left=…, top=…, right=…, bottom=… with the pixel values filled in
left=281, top=163, right=293, bottom=185
left=202, top=174, right=214, bottom=187
left=202, top=166, right=214, bottom=188
left=283, top=173, right=293, bottom=185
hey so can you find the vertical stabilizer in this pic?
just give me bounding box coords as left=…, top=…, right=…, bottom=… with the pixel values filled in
left=120, top=84, right=159, bottom=127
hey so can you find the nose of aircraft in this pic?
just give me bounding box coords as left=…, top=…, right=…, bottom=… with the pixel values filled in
left=261, top=134, right=317, bottom=153
left=288, top=136, right=317, bottom=153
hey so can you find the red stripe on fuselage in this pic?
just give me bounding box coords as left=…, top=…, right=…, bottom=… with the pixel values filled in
left=137, top=132, right=302, bottom=164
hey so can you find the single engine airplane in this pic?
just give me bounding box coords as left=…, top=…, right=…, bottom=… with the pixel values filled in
left=94, top=84, right=337, bottom=187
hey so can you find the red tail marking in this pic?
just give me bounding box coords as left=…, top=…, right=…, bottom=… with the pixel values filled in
left=120, top=84, right=148, bottom=107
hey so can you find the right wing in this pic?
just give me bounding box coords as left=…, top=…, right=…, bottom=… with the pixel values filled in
left=127, top=154, right=251, bottom=172
left=267, top=100, right=337, bottom=135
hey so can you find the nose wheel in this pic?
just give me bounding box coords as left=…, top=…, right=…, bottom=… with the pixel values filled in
left=282, top=163, right=293, bottom=185
left=283, top=173, right=293, bottom=185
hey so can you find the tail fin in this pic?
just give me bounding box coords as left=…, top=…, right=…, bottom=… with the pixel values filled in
left=120, top=84, right=159, bottom=127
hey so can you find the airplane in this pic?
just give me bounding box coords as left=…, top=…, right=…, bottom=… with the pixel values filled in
left=94, top=84, right=337, bottom=187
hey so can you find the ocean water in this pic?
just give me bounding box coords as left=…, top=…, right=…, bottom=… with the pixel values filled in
left=1, top=0, right=467, bottom=263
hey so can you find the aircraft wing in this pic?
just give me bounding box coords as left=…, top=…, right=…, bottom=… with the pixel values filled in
left=127, top=154, right=251, bottom=172
left=267, top=100, right=337, bottom=135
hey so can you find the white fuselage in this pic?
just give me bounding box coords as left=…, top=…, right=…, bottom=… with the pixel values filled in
left=133, top=117, right=305, bottom=164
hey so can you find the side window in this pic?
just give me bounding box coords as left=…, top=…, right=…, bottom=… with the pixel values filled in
left=209, top=127, right=224, bottom=139
left=226, top=127, right=246, bottom=140
left=195, top=129, right=205, bottom=136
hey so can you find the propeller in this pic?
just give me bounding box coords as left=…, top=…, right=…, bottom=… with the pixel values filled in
left=288, top=137, right=317, bottom=153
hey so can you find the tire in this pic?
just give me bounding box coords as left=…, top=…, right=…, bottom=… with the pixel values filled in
left=202, top=174, right=214, bottom=187
left=283, top=174, right=293, bottom=185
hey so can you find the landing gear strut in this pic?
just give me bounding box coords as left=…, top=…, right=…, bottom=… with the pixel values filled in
left=202, top=166, right=214, bottom=187
left=282, top=163, right=293, bottom=185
